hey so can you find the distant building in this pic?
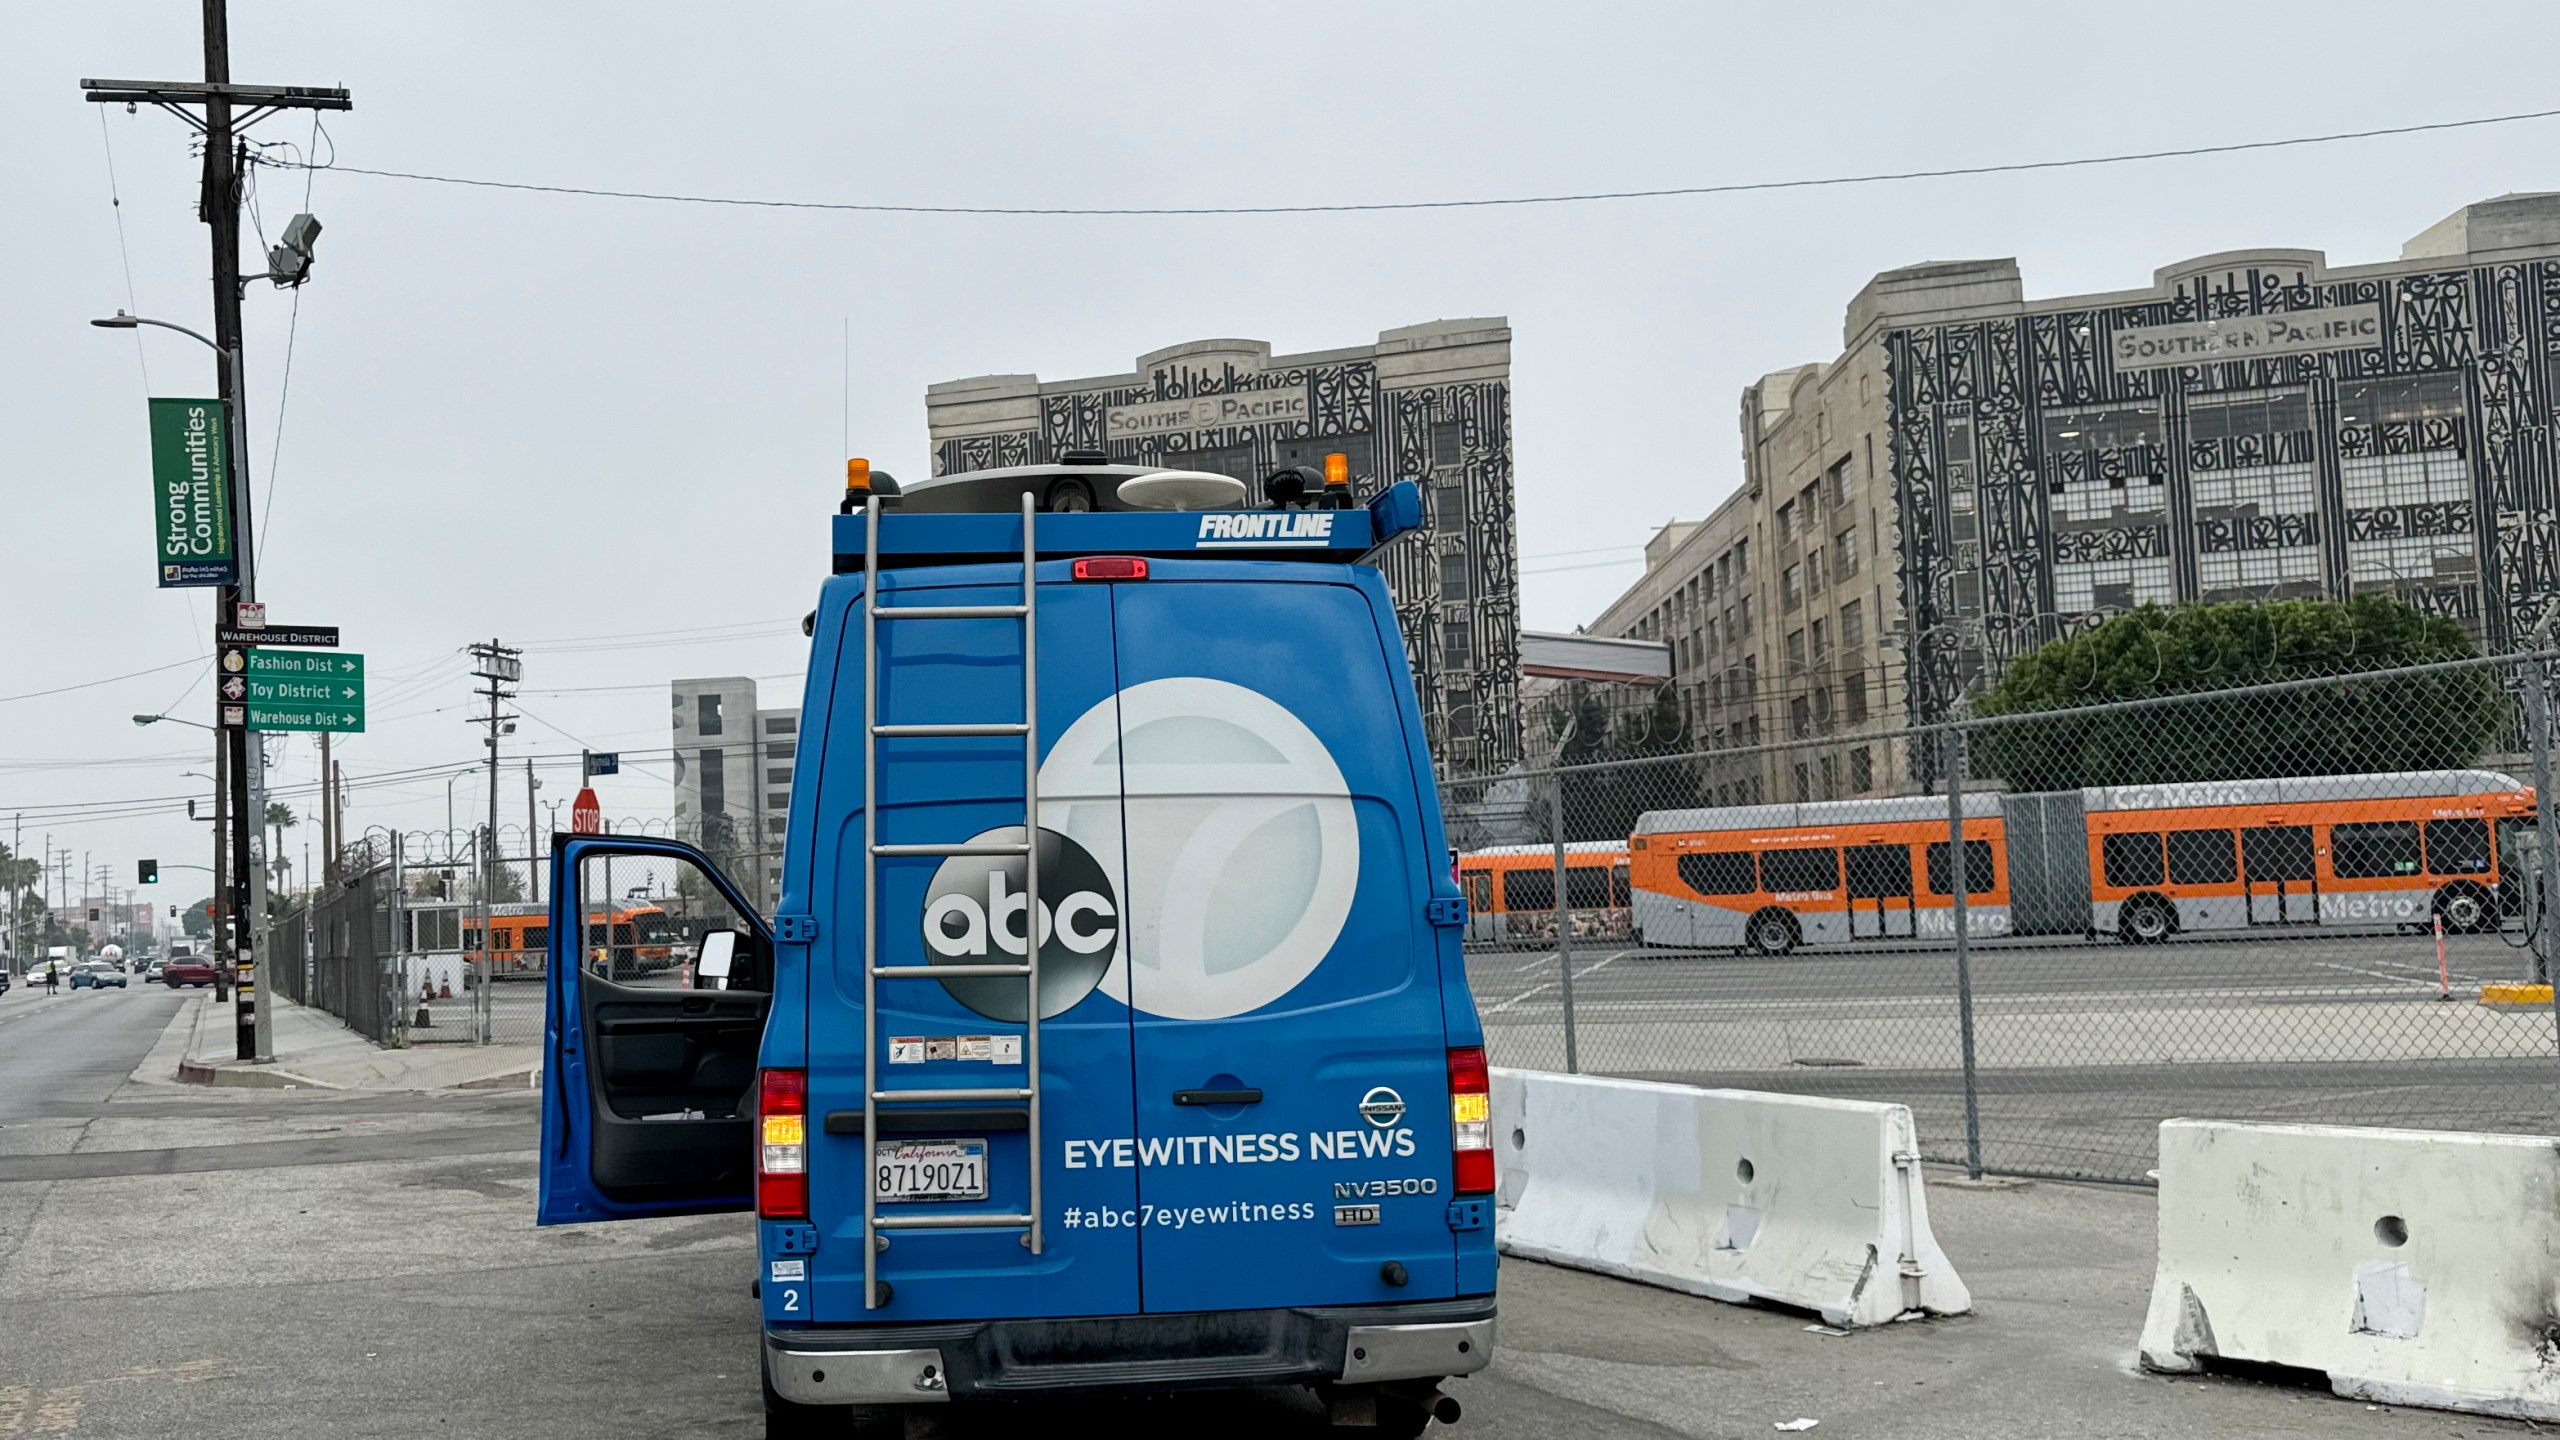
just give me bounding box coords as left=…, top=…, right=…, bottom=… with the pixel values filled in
left=926, top=321, right=1522, bottom=773
left=669, top=676, right=798, bottom=910
left=1587, top=191, right=2560, bottom=802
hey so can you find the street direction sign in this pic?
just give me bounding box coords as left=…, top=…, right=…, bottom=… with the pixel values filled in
left=231, top=703, right=364, bottom=734
left=221, top=675, right=364, bottom=708
left=218, top=624, right=339, bottom=647
left=239, top=649, right=362, bottom=679
left=586, top=751, right=619, bottom=777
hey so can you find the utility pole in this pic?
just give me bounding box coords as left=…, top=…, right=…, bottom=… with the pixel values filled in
left=84, top=9, right=350, bottom=1062
left=469, top=639, right=523, bottom=907
left=525, top=758, right=541, bottom=905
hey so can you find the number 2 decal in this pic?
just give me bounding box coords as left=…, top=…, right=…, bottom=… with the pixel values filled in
left=782, top=1288, right=801, bottom=1312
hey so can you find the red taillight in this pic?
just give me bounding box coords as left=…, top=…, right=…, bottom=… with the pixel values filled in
left=757, top=1067, right=808, bottom=1219
left=1448, top=1046, right=1493, bottom=1195
left=1071, top=556, right=1149, bottom=581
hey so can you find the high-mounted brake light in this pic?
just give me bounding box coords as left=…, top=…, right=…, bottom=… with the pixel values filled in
left=1448, top=1046, right=1493, bottom=1195
left=757, top=1068, right=809, bottom=1219
left=1072, top=556, right=1149, bottom=581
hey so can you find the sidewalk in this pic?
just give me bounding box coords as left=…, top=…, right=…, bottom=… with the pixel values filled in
left=139, top=990, right=540, bottom=1092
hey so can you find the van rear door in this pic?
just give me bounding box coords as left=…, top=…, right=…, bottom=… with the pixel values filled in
left=801, top=568, right=1141, bottom=1322
left=1108, top=572, right=1459, bottom=1313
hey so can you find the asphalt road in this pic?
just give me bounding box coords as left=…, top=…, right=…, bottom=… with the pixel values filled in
left=1461, top=928, right=2560, bottom=1181
left=0, top=980, right=2538, bottom=1437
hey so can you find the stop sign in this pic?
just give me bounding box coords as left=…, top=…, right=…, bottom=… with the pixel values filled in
left=571, top=787, right=602, bottom=835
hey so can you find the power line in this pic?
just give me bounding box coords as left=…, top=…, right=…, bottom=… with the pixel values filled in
left=282, top=105, right=2560, bottom=218
left=0, top=656, right=211, bottom=707
left=95, top=108, right=150, bottom=393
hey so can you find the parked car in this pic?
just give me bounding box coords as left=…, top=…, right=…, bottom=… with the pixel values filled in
left=73, top=962, right=127, bottom=990
left=143, top=960, right=167, bottom=982
left=161, top=960, right=216, bottom=989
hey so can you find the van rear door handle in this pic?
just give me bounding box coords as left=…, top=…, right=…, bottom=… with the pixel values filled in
left=1173, top=1088, right=1262, bottom=1106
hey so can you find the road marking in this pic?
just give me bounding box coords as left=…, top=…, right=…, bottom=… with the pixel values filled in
left=0, top=1384, right=29, bottom=1434
left=1485, top=949, right=1633, bottom=1014
left=30, top=1387, right=80, bottom=1434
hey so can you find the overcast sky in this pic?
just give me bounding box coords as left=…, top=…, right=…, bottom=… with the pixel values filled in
left=7, top=1, right=2557, bottom=903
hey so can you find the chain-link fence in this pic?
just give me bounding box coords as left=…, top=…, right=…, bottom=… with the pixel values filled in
left=1449, top=649, right=2559, bottom=1184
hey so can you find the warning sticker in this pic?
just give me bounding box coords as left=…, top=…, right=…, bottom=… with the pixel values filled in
left=889, top=1037, right=925, bottom=1065
left=926, top=1037, right=958, bottom=1062
left=992, top=1035, right=1023, bottom=1066
left=958, top=1036, right=992, bottom=1062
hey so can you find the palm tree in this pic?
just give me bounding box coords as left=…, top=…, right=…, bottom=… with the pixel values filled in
left=264, top=802, right=298, bottom=897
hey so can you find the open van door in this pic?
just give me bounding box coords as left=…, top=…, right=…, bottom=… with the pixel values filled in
left=538, top=833, right=774, bottom=1225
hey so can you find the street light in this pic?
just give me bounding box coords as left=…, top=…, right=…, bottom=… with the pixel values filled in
left=95, top=309, right=264, bottom=1055
left=134, top=713, right=214, bottom=731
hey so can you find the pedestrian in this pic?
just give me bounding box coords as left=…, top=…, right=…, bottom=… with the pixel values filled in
left=43, top=964, right=59, bottom=995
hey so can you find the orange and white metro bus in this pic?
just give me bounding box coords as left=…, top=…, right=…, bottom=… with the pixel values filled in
left=1629, top=769, right=2535, bottom=955
left=1456, top=842, right=1632, bottom=946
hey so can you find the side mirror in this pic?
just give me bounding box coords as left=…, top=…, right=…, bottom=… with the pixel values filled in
left=696, top=930, right=739, bottom=989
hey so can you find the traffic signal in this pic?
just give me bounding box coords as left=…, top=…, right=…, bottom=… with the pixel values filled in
left=88, top=908, right=101, bottom=922
left=138, top=859, right=159, bottom=885
left=169, top=905, right=179, bottom=918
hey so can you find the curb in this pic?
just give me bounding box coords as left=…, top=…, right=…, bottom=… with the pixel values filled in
left=2480, top=982, right=2554, bottom=1011
left=175, top=1056, right=334, bottom=1089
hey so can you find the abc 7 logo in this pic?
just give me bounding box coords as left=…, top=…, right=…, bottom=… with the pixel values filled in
left=921, top=826, right=1118, bottom=1022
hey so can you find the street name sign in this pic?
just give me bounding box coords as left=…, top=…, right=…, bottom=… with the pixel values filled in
left=217, top=624, right=339, bottom=647
left=229, top=703, right=365, bottom=735
left=148, top=398, right=236, bottom=587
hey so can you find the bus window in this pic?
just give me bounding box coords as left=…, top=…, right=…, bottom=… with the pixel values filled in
left=1465, top=872, right=1492, bottom=913
left=1845, top=844, right=1914, bottom=899
left=2166, top=829, right=2238, bottom=885
left=1762, top=848, right=1840, bottom=894
left=2241, top=825, right=2315, bottom=881
left=1504, top=870, right=1555, bottom=911
left=2103, top=831, right=2165, bottom=888
left=1925, top=840, right=1996, bottom=896
left=1612, top=862, right=1631, bottom=907
left=2332, top=821, right=2421, bottom=878
left=524, top=925, right=549, bottom=948
left=2424, top=818, right=2492, bottom=876
left=1564, top=865, right=1614, bottom=910
left=1678, top=852, right=1757, bottom=896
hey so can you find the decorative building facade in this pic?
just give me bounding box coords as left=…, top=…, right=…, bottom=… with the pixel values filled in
left=925, top=321, right=1522, bottom=772
left=1886, top=193, right=2560, bottom=721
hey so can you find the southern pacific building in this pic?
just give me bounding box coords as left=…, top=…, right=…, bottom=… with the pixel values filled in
left=925, top=322, right=1522, bottom=772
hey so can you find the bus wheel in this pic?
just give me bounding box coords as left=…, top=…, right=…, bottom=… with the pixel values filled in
left=1747, top=909, right=1798, bottom=957
left=2118, top=896, right=2173, bottom=945
left=1045, top=477, right=1096, bottom=512
left=2436, top=882, right=2494, bottom=935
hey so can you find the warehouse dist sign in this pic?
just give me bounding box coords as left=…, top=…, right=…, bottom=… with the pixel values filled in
left=2109, top=303, right=2382, bottom=370
left=147, top=398, right=236, bottom=587
left=1105, top=387, right=1312, bottom=440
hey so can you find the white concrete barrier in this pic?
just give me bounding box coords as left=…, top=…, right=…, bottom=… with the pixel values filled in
left=1490, top=1069, right=1970, bottom=1327
left=2140, top=1119, right=2560, bottom=1421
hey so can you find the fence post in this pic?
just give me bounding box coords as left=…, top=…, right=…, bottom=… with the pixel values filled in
left=1550, top=771, right=1579, bottom=1076
left=1945, top=723, right=1984, bottom=1180
left=2526, top=633, right=2558, bottom=1016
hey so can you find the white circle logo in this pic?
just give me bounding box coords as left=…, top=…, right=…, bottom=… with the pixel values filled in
left=1359, top=1087, right=1406, bottom=1128
left=1038, top=677, right=1358, bottom=1021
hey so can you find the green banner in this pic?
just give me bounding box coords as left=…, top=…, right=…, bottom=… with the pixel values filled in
left=148, top=398, right=235, bottom=587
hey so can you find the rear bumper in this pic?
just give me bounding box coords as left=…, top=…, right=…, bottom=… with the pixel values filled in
left=763, top=1295, right=1494, bottom=1406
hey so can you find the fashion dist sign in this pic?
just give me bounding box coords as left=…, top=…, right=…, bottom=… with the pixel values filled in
left=2111, top=303, right=2383, bottom=370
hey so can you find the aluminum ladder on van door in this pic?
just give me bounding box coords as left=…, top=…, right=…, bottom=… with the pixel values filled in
left=858, top=491, right=1045, bottom=1310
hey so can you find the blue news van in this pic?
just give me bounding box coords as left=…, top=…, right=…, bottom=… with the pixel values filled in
left=537, top=465, right=1495, bottom=1435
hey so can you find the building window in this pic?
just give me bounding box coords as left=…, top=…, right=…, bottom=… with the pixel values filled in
left=1183, top=442, right=1255, bottom=481
left=1843, top=672, right=1869, bottom=723
left=1830, top=456, right=1855, bottom=507
left=1819, top=754, right=1837, bottom=799
left=1786, top=629, right=1807, bottom=667
left=2338, top=374, right=2463, bottom=427
left=1835, top=526, right=1859, bottom=578
left=1430, top=421, right=1465, bottom=470
left=766, top=742, right=795, bottom=761
left=1782, top=563, right=1803, bottom=610
left=1432, top=479, right=1465, bottom=526
left=764, top=715, right=795, bottom=735
left=699, top=749, right=726, bottom=815
left=697, top=694, right=723, bottom=736
left=1793, top=762, right=1811, bottom=801
left=2187, top=391, right=2312, bottom=442
left=1840, top=600, right=1864, bottom=651
left=1789, top=696, right=1811, bottom=738
left=1442, top=623, right=1472, bottom=669
left=1849, top=747, right=1874, bottom=793
left=2041, top=404, right=2164, bottom=456
left=766, top=767, right=792, bottom=786
left=1806, top=547, right=1825, bottom=596
left=1440, top=556, right=1472, bottom=602
left=1810, top=618, right=1828, bottom=660
left=1776, top=501, right=1795, bottom=546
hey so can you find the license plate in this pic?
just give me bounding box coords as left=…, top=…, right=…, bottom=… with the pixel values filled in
left=873, top=1138, right=988, bottom=1202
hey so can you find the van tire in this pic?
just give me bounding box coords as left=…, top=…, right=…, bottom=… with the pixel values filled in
left=1746, top=909, right=1798, bottom=957
left=2117, top=895, right=2174, bottom=945
left=2435, top=882, right=2495, bottom=935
